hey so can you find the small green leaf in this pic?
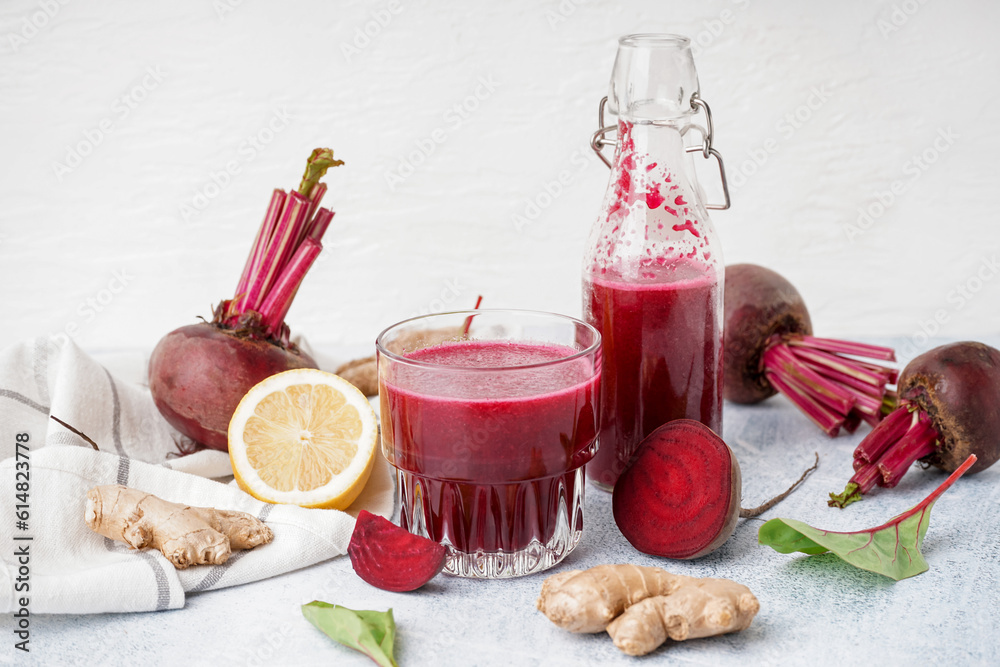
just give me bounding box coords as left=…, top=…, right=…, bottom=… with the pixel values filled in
left=355, top=609, right=396, bottom=660
left=759, top=454, right=976, bottom=581
left=302, top=601, right=398, bottom=667
left=297, top=148, right=344, bottom=196
left=757, top=518, right=830, bottom=556
left=759, top=511, right=931, bottom=580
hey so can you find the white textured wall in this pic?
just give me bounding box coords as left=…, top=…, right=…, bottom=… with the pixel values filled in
left=2, top=0, right=998, bottom=354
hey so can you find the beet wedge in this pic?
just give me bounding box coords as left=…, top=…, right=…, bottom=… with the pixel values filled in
left=348, top=510, right=446, bottom=592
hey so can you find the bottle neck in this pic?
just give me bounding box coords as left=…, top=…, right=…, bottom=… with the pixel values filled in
left=610, top=34, right=700, bottom=121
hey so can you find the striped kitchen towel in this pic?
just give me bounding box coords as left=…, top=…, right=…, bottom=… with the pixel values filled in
left=0, top=336, right=394, bottom=614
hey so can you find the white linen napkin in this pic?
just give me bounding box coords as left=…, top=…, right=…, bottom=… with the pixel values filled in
left=0, top=336, right=394, bottom=614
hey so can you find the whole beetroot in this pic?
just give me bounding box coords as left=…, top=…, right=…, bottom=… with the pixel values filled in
left=149, top=149, right=342, bottom=451
left=724, top=264, right=812, bottom=404
left=149, top=321, right=316, bottom=450
left=830, top=341, right=1000, bottom=507
left=724, top=264, right=897, bottom=436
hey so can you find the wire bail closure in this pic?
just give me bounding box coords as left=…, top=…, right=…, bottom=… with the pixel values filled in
left=590, top=93, right=731, bottom=210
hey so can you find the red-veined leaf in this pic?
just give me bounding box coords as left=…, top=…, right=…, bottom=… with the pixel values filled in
left=759, top=455, right=976, bottom=581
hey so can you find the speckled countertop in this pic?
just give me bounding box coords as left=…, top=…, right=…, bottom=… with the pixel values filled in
left=16, top=338, right=1000, bottom=667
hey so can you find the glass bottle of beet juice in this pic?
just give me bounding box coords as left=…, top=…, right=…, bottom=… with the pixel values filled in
left=584, top=34, right=730, bottom=490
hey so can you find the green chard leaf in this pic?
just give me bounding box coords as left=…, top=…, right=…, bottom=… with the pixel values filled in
left=759, top=454, right=977, bottom=581
left=302, top=601, right=398, bottom=667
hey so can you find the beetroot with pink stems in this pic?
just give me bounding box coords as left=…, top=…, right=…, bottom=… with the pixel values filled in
left=149, top=148, right=342, bottom=451
left=724, top=263, right=898, bottom=436
left=830, top=341, right=1000, bottom=508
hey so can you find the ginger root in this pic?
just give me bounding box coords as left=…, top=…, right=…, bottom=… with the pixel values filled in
left=537, top=564, right=695, bottom=633
left=335, top=356, right=379, bottom=396
left=85, top=485, right=273, bottom=569
left=537, top=564, right=759, bottom=656
left=607, top=577, right=759, bottom=656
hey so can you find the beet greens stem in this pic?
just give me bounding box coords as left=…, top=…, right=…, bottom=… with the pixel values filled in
left=765, top=345, right=855, bottom=413
left=854, top=406, right=914, bottom=465
left=259, top=238, right=323, bottom=335
left=234, top=189, right=287, bottom=316
left=801, top=362, right=885, bottom=398
left=787, top=346, right=886, bottom=386
left=245, top=193, right=310, bottom=312
left=867, top=453, right=976, bottom=531
left=764, top=369, right=843, bottom=435
left=308, top=208, right=335, bottom=242
left=829, top=404, right=942, bottom=508
left=787, top=336, right=896, bottom=362
left=760, top=334, right=898, bottom=438
left=304, top=182, right=328, bottom=226
left=875, top=417, right=938, bottom=488
left=217, top=148, right=343, bottom=342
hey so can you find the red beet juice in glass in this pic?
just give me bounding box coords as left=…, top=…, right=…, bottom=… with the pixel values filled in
left=584, top=261, right=722, bottom=488
left=379, top=340, right=600, bottom=554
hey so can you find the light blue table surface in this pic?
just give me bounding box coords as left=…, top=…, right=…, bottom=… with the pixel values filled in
left=15, top=338, right=1000, bottom=666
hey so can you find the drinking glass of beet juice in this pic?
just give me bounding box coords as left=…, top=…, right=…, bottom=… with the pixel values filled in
left=377, top=310, right=601, bottom=578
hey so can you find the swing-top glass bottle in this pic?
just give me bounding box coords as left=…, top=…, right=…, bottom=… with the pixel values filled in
left=583, top=34, right=730, bottom=490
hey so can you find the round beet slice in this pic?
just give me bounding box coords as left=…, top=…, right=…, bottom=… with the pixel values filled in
left=613, top=420, right=742, bottom=559
left=348, top=510, right=447, bottom=592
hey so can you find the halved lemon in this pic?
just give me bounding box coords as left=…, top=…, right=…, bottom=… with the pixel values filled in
left=228, top=368, right=378, bottom=510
